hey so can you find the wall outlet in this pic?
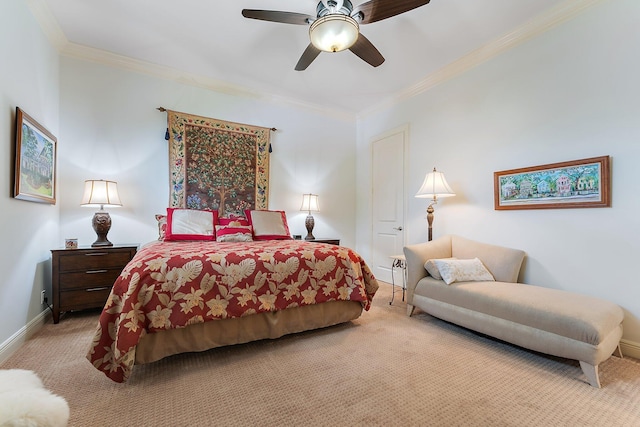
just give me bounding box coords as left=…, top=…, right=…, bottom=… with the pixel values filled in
left=41, top=290, right=46, bottom=305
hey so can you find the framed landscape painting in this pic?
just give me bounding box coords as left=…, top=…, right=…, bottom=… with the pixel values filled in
left=494, top=156, right=610, bottom=210
left=14, top=108, right=57, bottom=204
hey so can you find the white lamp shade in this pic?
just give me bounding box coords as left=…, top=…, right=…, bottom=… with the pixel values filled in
left=81, top=179, right=122, bottom=207
left=309, top=14, right=359, bottom=53
left=300, top=193, right=320, bottom=213
left=415, top=169, right=455, bottom=199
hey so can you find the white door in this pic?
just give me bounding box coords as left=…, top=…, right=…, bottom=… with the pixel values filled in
left=371, top=127, right=406, bottom=285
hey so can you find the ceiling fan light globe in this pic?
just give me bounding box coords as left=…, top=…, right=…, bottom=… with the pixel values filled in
left=309, top=14, right=359, bottom=53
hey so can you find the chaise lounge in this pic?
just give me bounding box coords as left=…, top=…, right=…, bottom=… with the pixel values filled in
left=403, top=235, right=624, bottom=388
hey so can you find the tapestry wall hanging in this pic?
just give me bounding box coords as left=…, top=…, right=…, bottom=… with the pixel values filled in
left=166, top=110, right=271, bottom=216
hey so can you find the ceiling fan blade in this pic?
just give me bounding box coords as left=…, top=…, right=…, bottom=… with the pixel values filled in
left=242, top=9, right=314, bottom=25
left=295, top=44, right=322, bottom=71
left=352, top=0, right=431, bottom=25
left=349, top=34, right=385, bottom=67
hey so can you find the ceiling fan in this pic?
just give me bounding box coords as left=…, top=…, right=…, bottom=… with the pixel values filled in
left=242, top=0, right=431, bottom=71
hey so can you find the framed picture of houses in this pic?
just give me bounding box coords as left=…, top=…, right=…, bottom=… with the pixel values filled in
left=494, top=156, right=610, bottom=210
left=13, top=107, right=57, bottom=204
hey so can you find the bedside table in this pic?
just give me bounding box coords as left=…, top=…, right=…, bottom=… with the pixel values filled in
left=51, top=244, right=137, bottom=323
left=306, top=238, right=340, bottom=245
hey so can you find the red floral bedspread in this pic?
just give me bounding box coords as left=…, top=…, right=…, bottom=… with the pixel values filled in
left=87, top=240, right=379, bottom=382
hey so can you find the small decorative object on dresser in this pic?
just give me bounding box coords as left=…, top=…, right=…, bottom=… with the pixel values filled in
left=51, top=244, right=137, bottom=323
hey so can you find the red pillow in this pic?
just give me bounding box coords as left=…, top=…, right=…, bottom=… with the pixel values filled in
left=218, top=215, right=250, bottom=226
left=165, top=208, right=219, bottom=241
left=245, top=210, right=292, bottom=240
left=215, top=224, right=253, bottom=242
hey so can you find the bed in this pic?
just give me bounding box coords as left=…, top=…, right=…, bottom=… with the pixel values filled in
left=87, top=239, right=379, bottom=382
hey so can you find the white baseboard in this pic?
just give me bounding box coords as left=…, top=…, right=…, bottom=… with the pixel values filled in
left=0, top=308, right=51, bottom=365
left=620, top=339, right=640, bottom=360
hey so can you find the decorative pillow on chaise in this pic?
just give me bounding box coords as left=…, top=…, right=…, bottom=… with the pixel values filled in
left=245, top=209, right=292, bottom=240
left=165, top=208, right=218, bottom=241
left=215, top=224, right=253, bottom=242
left=432, top=258, right=495, bottom=285
left=424, top=257, right=457, bottom=280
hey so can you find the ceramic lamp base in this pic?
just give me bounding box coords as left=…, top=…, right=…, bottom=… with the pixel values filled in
left=304, top=214, right=315, bottom=240
left=91, top=211, right=113, bottom=247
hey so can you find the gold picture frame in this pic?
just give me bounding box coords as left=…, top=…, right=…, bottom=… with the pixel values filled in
left=14, top=107, right=57, bottom=204
left=494, top=156, right=610, bottom=210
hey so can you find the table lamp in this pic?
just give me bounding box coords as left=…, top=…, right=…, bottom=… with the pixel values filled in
left=300, top=193, right=319, bottom=240
left=81, top=179, right=122, bottom=247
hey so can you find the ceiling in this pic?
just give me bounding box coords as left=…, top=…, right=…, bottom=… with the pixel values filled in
left=36, top=0, right=582, bottom=116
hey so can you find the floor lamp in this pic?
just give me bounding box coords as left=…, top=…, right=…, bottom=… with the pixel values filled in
left=415, top=168, right=455, bottom=241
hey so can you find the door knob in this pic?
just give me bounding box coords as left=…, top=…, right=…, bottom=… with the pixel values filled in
left=393, top=226, right=403, bottom=231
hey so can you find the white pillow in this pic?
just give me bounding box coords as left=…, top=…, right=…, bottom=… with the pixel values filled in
left=165, top=208, right=216, bottom=241
left=245, top=210, right=292, bottom=240
left=432, top=258, right=495, bottom=285
left=424, top=257, right=456, bottom=280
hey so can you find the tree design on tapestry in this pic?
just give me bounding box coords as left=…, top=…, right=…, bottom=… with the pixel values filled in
left=185, top=127, right=256, bottom=215
left=167, top=110, right=270, bottom=214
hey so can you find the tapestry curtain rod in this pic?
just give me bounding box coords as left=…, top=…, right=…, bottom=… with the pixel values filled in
left=156, top=107, right=277, bottom=131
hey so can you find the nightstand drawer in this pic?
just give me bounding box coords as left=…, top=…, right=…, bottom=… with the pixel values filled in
left=58, top=269, right=122, bottom=290
left=58, top=250, right=132, bottom=272
left=59, top=287, right=112, bottom=311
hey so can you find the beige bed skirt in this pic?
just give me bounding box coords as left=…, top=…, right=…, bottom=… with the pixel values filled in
left=135, top=300, right=363, bottom=365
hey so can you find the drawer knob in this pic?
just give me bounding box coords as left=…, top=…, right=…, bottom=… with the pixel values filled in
left=86, top=269, right=109, bottom=274
left=85, top=252, right=108, bottom=256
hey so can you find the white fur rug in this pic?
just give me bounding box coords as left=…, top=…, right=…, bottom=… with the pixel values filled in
left=0, top=369, right=69, bottom=427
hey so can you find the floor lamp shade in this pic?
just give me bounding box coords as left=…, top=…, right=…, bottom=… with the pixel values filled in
left=81, top=179, right=122, bottom=247
left=300, top=193, right=320, bottom=240
left=415, top=168, right=455, bottom=241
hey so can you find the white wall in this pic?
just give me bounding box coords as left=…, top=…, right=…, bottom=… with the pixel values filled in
left=0, top=1, right=60, bottom=352
left=57, top=58, right=357, bottom=249
left=356, top=0, right=640, bottom=349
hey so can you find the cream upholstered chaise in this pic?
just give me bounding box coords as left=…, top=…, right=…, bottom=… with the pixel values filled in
left=403, top=235, right=624, bottom=388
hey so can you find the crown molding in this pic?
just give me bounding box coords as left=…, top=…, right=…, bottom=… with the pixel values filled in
left=26, top=0, right=355, bottom=122
left=62, top=42, right=355, bottom=122
left=25, top=0, right=68, bottom=49
left=28, top=0, right=604, bottom=123
left=357, top=0, right=607, bottom=120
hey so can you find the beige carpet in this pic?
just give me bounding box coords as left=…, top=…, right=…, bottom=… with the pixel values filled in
left=2, top=283, right=640, bottom=426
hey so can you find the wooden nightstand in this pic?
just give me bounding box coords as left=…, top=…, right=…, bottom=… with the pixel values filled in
left=51, top=244, right=137, bottom=323
left=306, top=238, right=340, bottom=245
